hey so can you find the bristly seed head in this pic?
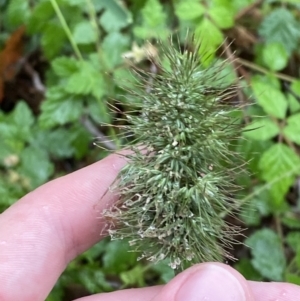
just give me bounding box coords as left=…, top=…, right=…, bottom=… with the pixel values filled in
left=103, top=36, right=244, bottom=270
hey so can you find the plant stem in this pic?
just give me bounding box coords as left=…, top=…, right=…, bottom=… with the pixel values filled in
left=50, top=0, right=83, bottom=60
left=85, top=0, right=107, bottom=70
left=236, top=58, right=296, bottom=83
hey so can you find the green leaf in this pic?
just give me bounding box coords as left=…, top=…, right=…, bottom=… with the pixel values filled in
left=73, top=21, right=97, bottom=44
left=282, top=214, right=300, bottom=230
left=64, top=0, right=85, bottom=6
left=88, top=98, right=111, bottom=125
left=77, top=269, right=111, bottom=293
left=6, top=0, right=30, bottom=26
left=286, top=232, right=300, bottom=252
left=287, top=94, right=300, bottom=114
left=259, top=8, right=300, bottom=54
left=99, top=0, right=133, bottom=32
left=291, top=80, right=300, bottom=97
left=151, top=260, right=175, bottom=283
left=11, top=101, right=35, bottom=139
left=120, top=265, right=145, bottom=287
left=262, top=43, right=289, bottom=71
left=30, top=128, right=75, bottom=159
left=286, top=273, right=300, bottom=286
left=133, top=0, right=168, bottom=39
left=209, top=6, right=234, bottom=29
left=288, top=81, right=300, bottom=112
left=102, top=32, right=130, bottom=69
left=174, top=0, right=205, bottom=20
left=259, top=143, right=300, bottom=206
left=246, top=229, right=286, bottom=281
left=237, top=137, right=273, bottom=174
left=65, top=61, right=104, bottom=99
left=243, top=118, right=279, bottom=141
left=18, top=146, right=54, bottom=188
left=283, top=113, right=300, bottom=145
left=234, top=258, right=263, bottom=281
left=102, top=240, right=138, bottom=274
left=239, top=192, right=272, bottom=226
left=39, top=87, right=83, bottom=128
left=69, top=125, right=90, bottom=160
left=41, top=21, right=67, bottom=59
left=51, top=56, right=79, bottom=77
left=251, top=78, right=288, bottom=119
left=0, top=101, right=35, bottom=151
left=195, top=17, right=224, bottom=64
left=27, top=1, right=55, bottom=33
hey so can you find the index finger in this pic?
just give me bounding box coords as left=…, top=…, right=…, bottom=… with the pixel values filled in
left=0, top=153, right=126, bottom=301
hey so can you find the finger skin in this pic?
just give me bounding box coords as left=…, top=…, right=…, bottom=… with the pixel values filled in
left=150, top=263, right=254, bottom=301
left=0, top=153, right=127, bottom=301
left=249, top=281, right=300, bottom=301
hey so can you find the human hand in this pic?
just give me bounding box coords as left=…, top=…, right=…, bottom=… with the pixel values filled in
left=0, top=153, right=299, bottom=301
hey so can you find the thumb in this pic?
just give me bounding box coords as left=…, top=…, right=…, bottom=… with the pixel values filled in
left=152, top=262, right=255, bottom=301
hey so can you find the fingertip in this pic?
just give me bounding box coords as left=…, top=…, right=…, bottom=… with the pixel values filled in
left=153, top=263, right=254, bottom=301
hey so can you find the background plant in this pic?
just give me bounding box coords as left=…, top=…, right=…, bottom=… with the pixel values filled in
left=1, top=0, right=300, bottom=299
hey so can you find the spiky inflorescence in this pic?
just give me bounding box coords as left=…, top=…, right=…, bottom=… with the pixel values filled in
left=104, top=38, right=243, bottom=270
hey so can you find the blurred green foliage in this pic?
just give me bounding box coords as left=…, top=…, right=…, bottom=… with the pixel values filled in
left=1, top=0, right=300, bottom=299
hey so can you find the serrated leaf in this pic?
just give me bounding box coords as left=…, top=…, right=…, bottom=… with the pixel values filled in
left=12, top=101, right=34, bottom=131
left=39, top=87, right=83, bottom=128
left=133, top=0, right=168, bottom=39
left=65, top=61, right=104, bottom=99
left=246, top=229, right=286, bottom=281
left=283, top=113, right=300, bottom=145
left=259, top=143, right=300, bottom=206
left=99, top=0, right=132, bottom=32
left=102, top=32, right=130, bottom=69
left=0, top=101, right=34, bottom=149
left=259, top=8, right=300, bottom=54
left=51, top=56, right=79, bottom=77
left=73, top=21, right=96, bottom=44
left=30, top=128, right=75, bottom=159
left=18, top=146, right=54, bottom=188
left=262, top=43, right=289, bottom=71
left=251, top=79, right=288, bottom=119
left=174, top=0, right=205, bottom=20
left=243, top=118, right=279, bottom=140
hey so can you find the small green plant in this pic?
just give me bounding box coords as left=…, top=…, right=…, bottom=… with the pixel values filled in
left=104, top=38, right=244, bottom=270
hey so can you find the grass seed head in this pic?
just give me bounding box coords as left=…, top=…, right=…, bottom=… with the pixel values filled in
left=104, top=37, right=244, bottom=270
